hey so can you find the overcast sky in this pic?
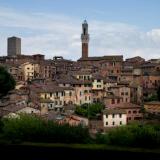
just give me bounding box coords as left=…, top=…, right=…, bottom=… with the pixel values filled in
left=0, top=0, right=160, bottom=60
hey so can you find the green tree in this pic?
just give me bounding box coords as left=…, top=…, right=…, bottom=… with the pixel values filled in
left=157, top=86, right=160, bottom=101
left=75, top=103, right=104, bottom=119
left=0, top=66, right=16, bottom=98
left=2, top=114, right=92, bottom=143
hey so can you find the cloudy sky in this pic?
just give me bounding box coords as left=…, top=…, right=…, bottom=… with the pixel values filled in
left=0, top=0, right=160, bottom=60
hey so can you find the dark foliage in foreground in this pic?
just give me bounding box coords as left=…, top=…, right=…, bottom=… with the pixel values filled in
left=96, top=124, right=160, bottom=148
left=0, top=66, right=16, bottom=98
left=1, top=114, right=92, bottom=144
left=1, top=114, right=160, bottom=148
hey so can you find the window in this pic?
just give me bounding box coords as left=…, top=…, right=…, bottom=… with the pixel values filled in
left=84, top=90, right=88, bottom=93
left=106, top=122, right=108, bottom=125
left=133, top=110, right=137, bottom=114
left=125, top=92, right=128, bottom=95
left=60, top=101, right=62, bottom=105
left=112, top=122, right=115, bottom=126
left=112, top=114, right=115, bottom=118
left=117, top=99, right=120, bottom=104
left=120, top=121, right=122, bottom=125
left=128, top=111, right=131, bottom=114
left=134, top=117, right=142, bottom=120
left=85, top=96, right=87, bottom=101
left=111, top=99, right=115, bottom=104
left=119, top=114, right=122, bottom=118
left=50, top=93, right=52, bottom=97
left=121, top=92, right=124, bottom=95
left=69, top=92, right=72, bottom=96
left=106, top=114, right=108, bottom=118
left=126, top=98, right=128, bottom=102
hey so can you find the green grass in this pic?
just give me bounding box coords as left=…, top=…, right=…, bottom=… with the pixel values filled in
left=16, top=142, right=160, bottom=154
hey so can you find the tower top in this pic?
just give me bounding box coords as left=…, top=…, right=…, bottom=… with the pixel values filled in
left=83, top=20, right=88, bottom=24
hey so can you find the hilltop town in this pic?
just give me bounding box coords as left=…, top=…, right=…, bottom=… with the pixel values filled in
left=0, top=20, right=160, bottom=133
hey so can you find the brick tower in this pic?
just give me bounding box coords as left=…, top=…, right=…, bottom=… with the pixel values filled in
left=81, top=20, right=89, bottom=59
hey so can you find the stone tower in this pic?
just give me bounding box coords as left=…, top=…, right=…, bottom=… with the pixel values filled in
left=7, top=36, right=21, bottom=57
left=81, top=20, right=89, bottom=59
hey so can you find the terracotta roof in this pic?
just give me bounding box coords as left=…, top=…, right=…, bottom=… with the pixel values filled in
left=126, top=56, right=145, bottom=62
left=35, top=85, right=74, bottom=93
left=143, top=71, right=160, bottom=76
left=78, top=55, right=123, bottom=62
left=39, top=99, right=54, bottom=103
left=107, top=103, right=142, bottom=109
left=144, top=101, right=160, bottom=105
left=103, top=109, right=126, bottom=114
left=141, top=63, right=157, bottom=68
left=1, top=105, right=26, bottom=113
left=57, top=78, right=92, bottom=85
left=72, top=71, right=92, bottom=75
left=92, top=73, right=104, bottom=80
left=104, top=79, right=117, bottom=83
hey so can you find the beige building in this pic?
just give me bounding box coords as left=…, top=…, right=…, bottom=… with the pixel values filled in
left=38, top=86, right=76, bottom=112
left=103, top=109, right=127, bottom=127
left=74, top=82, right=93, bottom=105
left=21, top=62, right=34, bottom=81
left=92, top=79, right=104, bottom=90
left=109, top=85, right=131, bottom=103
left=103, top=92, right=122, bottom=106
left=108, top=103, right=143, bottom=123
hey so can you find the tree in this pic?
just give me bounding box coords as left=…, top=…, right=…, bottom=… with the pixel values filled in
left=75, top=103, right=104, bottom=119
left=157, top=86, right=160, bottom=101
left=0, top=66, right=16, bottom=98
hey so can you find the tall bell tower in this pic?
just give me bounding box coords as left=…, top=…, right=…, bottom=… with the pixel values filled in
left=81, top=20, right=89, bottom=59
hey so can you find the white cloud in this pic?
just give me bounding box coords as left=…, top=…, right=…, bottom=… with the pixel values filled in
left=0, top=7, right=160, bottom=60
